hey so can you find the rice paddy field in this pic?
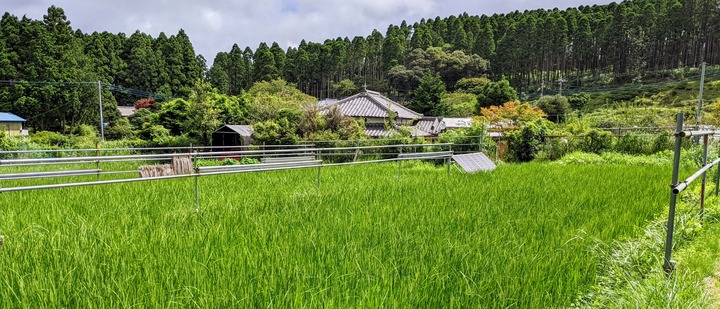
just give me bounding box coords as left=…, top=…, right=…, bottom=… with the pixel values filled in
left=0, top=162, right=671, bottom=307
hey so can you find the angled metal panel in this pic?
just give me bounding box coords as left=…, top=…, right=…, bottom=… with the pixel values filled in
left=452, top=152, right=496, bottom=173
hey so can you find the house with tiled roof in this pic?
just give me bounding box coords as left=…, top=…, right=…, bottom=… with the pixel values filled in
left=321, top=90, right=447, bottom=137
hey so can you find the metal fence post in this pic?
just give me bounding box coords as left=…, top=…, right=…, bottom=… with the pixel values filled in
left=317, top=165, right=322, bottom=193
left=95, top=142, right=100, bottom=181
left=701, top=135, right=709, bottom=218
left=398, top=146, right=402, bottom=181
left=716, top=149, right=720, bottom=197
left=664, top=113, right=684, bottom=273
left=191, top=144, right=199, bottom=213
left=447, top=143, right=452, bottom=176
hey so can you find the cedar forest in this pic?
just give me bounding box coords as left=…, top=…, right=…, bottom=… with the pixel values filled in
left=0, top=0, right=718, bottom=139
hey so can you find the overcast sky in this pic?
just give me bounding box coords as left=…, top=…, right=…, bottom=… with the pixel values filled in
left=5, top=0, right=617, bottom=63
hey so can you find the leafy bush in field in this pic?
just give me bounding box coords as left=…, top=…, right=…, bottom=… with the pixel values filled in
left=221, top=158, right=239, bottom=165
left=437, top=121, right=495, bottom=154
left=31, top=131, right=70, bottom=147
left=568, top=93, right=590, bottom=110
left=240, top=157, right=260, bottom=164
left=506, top=120, right=547, bottom=162
left=651, top=132, right=672, bottom=153
left=614, top=133, right=652, bottom=155
left=104, top=118, right=135, bottom=140
left=555, top=151, right=672, bottom=166
left=536, top=95, right=571, bottom=123
left=0, top=131, right=11, bottom=150
left=536, top=137, right=571, bottom=161
left=579, top=129, right=613, bottom=154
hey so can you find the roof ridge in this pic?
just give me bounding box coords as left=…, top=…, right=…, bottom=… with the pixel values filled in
left=368, top=92, right=423, bottom=118
left=323, top=92, right=363, bottom=109
left=362, top=91, right=398, bottom=117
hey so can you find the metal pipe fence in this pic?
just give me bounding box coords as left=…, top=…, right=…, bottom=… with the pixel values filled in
left=663, top=114, right=720, bottom=274
left=0, top=143, right=461, bottom=199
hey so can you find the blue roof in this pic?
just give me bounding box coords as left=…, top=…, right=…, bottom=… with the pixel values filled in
left=0, top=112, right=26, bottom=122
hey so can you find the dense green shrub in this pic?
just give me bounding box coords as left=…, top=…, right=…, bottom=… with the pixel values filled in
left=580, top=129, right=613, bottom=154
left=506, top=121, right=547, bottom=162
left=536, top=137, right=571, bottom=161
left=651, top=132, right=672, bottom=153
left=31, top=131, right=70, bottom=147
left=567, top=93, right=590, bottom=110
left=614, top=133, right=652, bottom=155
left=536, top=95, right=571, bottom=123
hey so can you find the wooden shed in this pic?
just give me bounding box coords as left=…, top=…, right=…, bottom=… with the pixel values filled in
left=0, top=112, right=26, bottom=137
left=212, top=125, right=254, bottom=149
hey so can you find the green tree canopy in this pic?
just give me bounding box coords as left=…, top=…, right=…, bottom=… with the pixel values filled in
left=411, top=73, right=447, bottom=115
left=245, top=79, right=316, bottom=122
left=476, top=78, right=518, bottom=110
left=535, top=95, right=571, bottom=123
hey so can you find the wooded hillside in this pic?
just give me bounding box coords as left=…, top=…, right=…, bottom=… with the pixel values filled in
left=0, top=0, right=718, bottom=130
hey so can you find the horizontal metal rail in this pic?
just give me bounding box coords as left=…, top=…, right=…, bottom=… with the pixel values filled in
left=199, top=160, right=322, bottom=172
left=0, top=144, right=448, bottom=166
left=673, top=158, right=720, bottom=194
left=0, top=143, right=459, bottom=193
left=0, top=144, right=314, bottom=155
left=0, top=148, right=315, bottom=165
left=677, top=130, right=718, bottom=138
left=317, top=143, right=452, bottom=152
left=398, top=151, right=453, bottom=159
left=0, top=163, right=326, bottom=193
left=321, top=157, right=402, bottom=167
left=0, top=157, right=176, bottom=167
left=0, top=169, right=101, bottom=180
left=260, top=156, right=316, bottom=164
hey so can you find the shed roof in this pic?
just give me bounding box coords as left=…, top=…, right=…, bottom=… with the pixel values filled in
left=0, top=112, right=25, bottom=122
left=443, top=117, right=474, bottom=128
left=215, top=124, right=254, bottom=137
left=325, top=90, right=422, bottom=120
left=118, top=106, right=136, bottom=117
left=415, top=117, right=444, bottom=136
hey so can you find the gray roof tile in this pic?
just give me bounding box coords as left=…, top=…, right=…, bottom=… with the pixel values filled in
left=326, top=90, right=422, bottom=120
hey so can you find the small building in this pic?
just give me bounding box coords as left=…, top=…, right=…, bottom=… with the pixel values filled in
left=212, top=125, right=254, bottom=149
left=0, top=112, right=27, bottom=137
left=118, top=106, right=136, bottom=117
left=442, top=117, right=474, bottom=130
left=321, top=90, right=445, bottom=138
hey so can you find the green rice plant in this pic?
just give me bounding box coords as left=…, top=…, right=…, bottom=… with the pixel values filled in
left=0, top=162, right=670, bottom=307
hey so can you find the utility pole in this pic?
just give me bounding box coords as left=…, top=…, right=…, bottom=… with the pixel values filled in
left=696, top=62, right=706, bottom=125
left=558, top=79, right=567, bottom=96
left=97, top=81, right=105, bottom=142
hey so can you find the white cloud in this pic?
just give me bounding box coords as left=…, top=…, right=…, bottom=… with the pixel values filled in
left=2, top=0, right=617, bottom=62
left=201, top=8, right=223, bottom=32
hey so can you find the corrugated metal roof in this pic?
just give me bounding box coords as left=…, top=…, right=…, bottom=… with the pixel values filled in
left=0, top=112, right=25, bottom=122
left=118, top=106, right=136, bottom=117
left=326, top=90, right=422, bottom=120
left=443, top=117, right=474, bottom=128
left=217, top=125, right=254, bottom=136
left=415, top=117, right=444, bottom=135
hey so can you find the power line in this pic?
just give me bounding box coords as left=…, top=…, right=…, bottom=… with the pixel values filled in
left=0, top=80, right=176, bottom=101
